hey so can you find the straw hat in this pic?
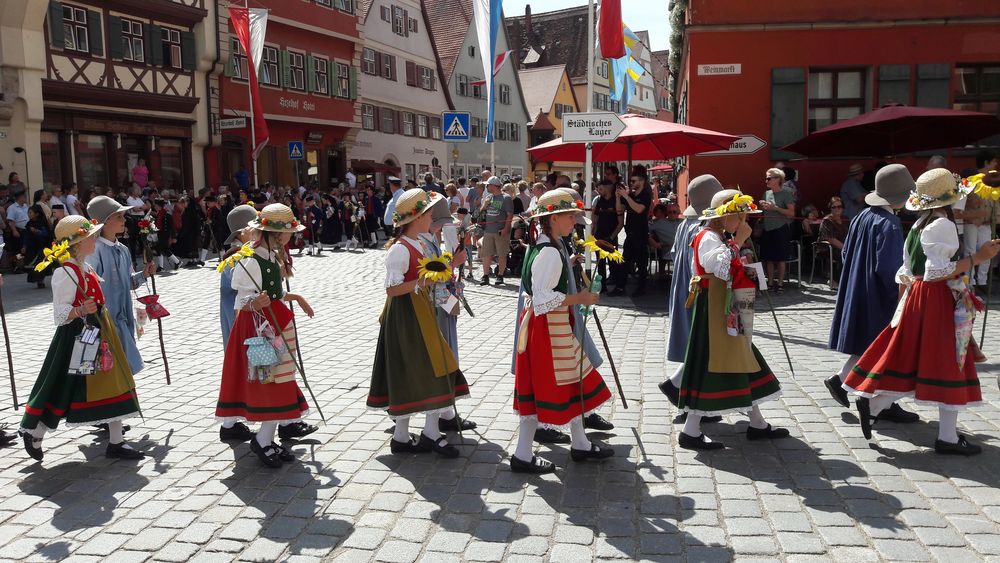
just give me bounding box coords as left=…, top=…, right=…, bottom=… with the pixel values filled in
left=55, top=215, right=103, bottom=246
left=393, top=188, right=443, bottom=226
left=698, top=189, right=762, bottom=221
left=684, top=174, right=724, bottom=218
left=905, top=167, right=971, bottom=211
left=866, top=164, right=914, bottom=207
left=247, top=203, right=305, bottom=232
left=86, top=195, right=134, bottom=224
left=224, top=204, right=258, bottom=245
left=529, top=188, right=587, bottom=221
left=848, top=163, right=864, bottom=176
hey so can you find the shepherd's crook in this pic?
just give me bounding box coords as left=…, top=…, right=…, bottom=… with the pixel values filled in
left=0, top=279, right=17, bottom=410
left=748, top=241, right=796, bottom=378
left=143, top=242, right=171, bottom=385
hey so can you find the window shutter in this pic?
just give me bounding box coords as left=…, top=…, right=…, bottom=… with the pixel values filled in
left=348, top=66, right=358, bottom=100
left=770, top=67, right=806, bottom=160
left=375, top=106, right=382, bottom=131
left=107, top=15, right=122, bottom=60
left=390, top=55, right=397, bottom=81
left=181, top=31, right=196, bottom=71
left=411, top=18, right=418, bottom=33
left=224, top=37, right=237, bottom=77
left=373, top=51, right=382, bottom=75
left=87, top=10, right=104, bottom=56
left=403, top=10, right=409, bottom=37
left=429, top=68, right=435, bottom=91
left=396, top=110, right=403, bottom=135
left=147, top=24, right=164, bottom=66
left=48, top=1, right=64, bottom=48
left=405, top=61, right=416, bottom=87
left=877, top=64, right=910, bottom=107
left=306, top=55, right=316, bottom=92
left=916, top=63, right=950, bottom=108
left=328, top=63, right=337, bottom=96
left=280, top=50, right=291, bottom=87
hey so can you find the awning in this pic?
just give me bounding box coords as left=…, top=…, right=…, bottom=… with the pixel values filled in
left=351, top=159, right=401, bottom=174
left=649, top=164, right=673, bottom=173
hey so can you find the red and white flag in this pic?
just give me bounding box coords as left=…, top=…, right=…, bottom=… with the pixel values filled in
left=598, top=0, right=625, bottom=59
left=228, top=7, right=270, bottom=160
left=471, top=50, right=512, bottom=87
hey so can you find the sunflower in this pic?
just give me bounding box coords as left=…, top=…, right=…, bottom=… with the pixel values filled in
left=217, top=243, right=256, bottom=273
left=964, top=171, right=1000, bottom=201
left=35, top=241, right=71, bottom=272
left=417, top=254, right=453, bottom=283
left=582, top=235, right=625, bottom=263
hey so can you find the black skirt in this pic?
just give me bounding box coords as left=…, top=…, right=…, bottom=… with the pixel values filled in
left=759, top=224, right=792, bottom=262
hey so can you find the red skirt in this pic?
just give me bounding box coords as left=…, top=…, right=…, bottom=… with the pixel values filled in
left=844, top=279, right=981, bottom=407
left=216, top=301, right=310, bottom=421
left=513, top=312, right=611, bottom=426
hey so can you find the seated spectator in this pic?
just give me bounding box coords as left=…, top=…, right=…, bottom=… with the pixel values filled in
left=800, top=204, right=822, bottom=238
left=649, top=202, right=681, bottom=263
left=818, top=196, right=848, bottom=287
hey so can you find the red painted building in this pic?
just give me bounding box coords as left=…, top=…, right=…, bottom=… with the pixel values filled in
left=671, top=0, right=1000, bottom=208
left=207, top=0, right=361, bottom=190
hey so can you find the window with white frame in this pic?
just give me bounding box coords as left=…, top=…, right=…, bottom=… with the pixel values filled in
left=407, top=17, right=418, bottom=34
left=316, top=0, right=332, bottom=6
left=62, top=5, right=90, bottom=53
left=420, top=66, right=433, bottom=89
left=382, top=108, right=396, bottom=133
left=495, top=121, right=508, bottom=140
left=510, top=123, right=520, bottom=142
left=336, top=62, right=350, bottom=97
left=382, top=53, right=395, bottom=80
left=402, top=112, right=415, bottom=136
left=417, top=115, right=428, bottom=138
left=314, top=57, right=329, bottom=94
left=458, top=74, right=469, bottom=96
left=121, top=18, right=144, bottom=62
left=393, top=6, right=405, bottom=35
left=161, top=27, right=182, bottom=69
left=472, top=80, right=482, bottom=99
left=430, top=117, right=441, bottom=139
left=260, top=46, right=280, bottom=86
left=287, top=51, right=305, bottom=90
left=362, top=104, right=375, bottom=130
left=362, top=48, right=376, bottom=75
left=380, top=5, right=390, bottom=21
left=499, top=84, right=510, bottom=105
left=231, top=39, right=249, bottom=80
left=470, top=117, right=481, bottom=138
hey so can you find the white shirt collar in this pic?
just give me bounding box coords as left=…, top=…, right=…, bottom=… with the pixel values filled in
left=97, top=236, right=118, bottom=247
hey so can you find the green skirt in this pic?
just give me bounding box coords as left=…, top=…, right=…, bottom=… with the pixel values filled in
left=21, top=308, right=141, bottom=431
left=678, top=287, right=781, bottom=415
left=367, top=289, right=469, bottom=417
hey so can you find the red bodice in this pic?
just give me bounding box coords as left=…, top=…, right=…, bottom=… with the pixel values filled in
left=398, top=239, right=423, bottom=283
left=62, top=261, right=105, bottom=306
left=691, top=228, right=755, bottom=290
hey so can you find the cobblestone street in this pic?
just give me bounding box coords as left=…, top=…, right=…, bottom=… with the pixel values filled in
left=1, top=249, right=1000, bottom=562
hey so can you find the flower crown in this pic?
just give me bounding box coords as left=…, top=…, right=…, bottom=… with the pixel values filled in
left=60, top=220, right=95, bottom=243
left=531, top=197, right=585, bottom=217
left=257, top=212, right=299, bottom=230
left=392, top=197, right=429, bottom=223
left=908, top=173, right=964, bottom=209
left=703, top=194, right=757, bottom=218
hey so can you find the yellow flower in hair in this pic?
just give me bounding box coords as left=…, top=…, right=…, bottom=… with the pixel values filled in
left=417, top=254, right=453, bottom=283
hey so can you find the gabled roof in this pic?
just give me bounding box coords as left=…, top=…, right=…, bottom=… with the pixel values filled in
left=518, top=65, right=566, bottom=118
left=422, top=0, right=473, bottom=81
left=530, top=110, right=556, bottom=131
left=506, top=6, right=590, bottom=82
left=357, top=0, right=375, bottom=20
left=420, top=0, right=455, bottom=110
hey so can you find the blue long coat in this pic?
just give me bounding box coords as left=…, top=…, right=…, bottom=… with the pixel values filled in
left=828, top=207, right=903, bottom=355
left=666, top=218, right=702, bottom=363
left=88, top=238, right=147, bottom=374
left=220, top=265, right=237, bottom=348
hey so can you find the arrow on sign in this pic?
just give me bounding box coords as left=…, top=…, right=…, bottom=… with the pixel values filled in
left=699, top=134, right=767, bottom=156
left=562, top=112, right=627, bottom=143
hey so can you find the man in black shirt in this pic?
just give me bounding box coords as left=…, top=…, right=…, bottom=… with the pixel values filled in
left=611, top=167, right=653, bottom=297
left=591, top=180, right=623, bottom=292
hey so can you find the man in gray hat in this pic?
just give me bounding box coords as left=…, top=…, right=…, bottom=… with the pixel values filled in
left=825, top=163, right=919, bottom=424
left=658, top=174, right=723, bottom=423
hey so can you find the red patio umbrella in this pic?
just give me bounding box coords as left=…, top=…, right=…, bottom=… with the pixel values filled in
left=527, top=114, right=738, bottom=163
left=781, top=105, right=1000, bottom=158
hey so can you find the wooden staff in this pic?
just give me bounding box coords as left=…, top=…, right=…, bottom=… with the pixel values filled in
left=143, top=240, right=171, bottom=384
left=747, top=238, right=795, bottom=378
left=0, top=278, right=18, bottom=410
left=581, top=271, right=628, bottom=408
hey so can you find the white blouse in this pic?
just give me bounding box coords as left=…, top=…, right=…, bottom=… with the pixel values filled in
left=51, top=260, right=98, bottom=326
left=231, top=246, right=281, bottom=310
left=384, top=236, right=428, bottom=288
left=897, top=215, right=959, bottom=283
left=530, top=235, right=568, bottom=316
left=697, top=229, right=733, bottom=282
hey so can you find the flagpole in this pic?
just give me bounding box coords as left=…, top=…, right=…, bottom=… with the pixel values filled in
left=245, top=1, right=259, bottom=191
left=584, top=0, right=595, bottom=272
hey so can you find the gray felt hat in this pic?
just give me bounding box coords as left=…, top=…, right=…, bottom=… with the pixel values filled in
left=224, top=204, right=258, bottom=246
left=87, top=195, right=134, bottom=224
left=866, top=164, right=914, bottom=208
left=684, top=174, right=724, bottom=218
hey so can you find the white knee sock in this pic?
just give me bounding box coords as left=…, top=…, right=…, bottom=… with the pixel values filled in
left=199, top=249, right=208, bottom=262
left=838, top=355, right=861, bottom=381
left=870, top=395, right=895, bottom=417
left=423, top=413, right=442, bottom=441
left=749, top=405, right=768, bottom=429
left=668, top=363, right=685, bottom=385
left=256, top=422, right=278, bottom=447
left=221, top=418, right=237, bottom=429
left=393, top=416, right=411, bottom=443
left=26, top=424, right=47, bottom=440
left=569, top=417, right=591, bottom=450
left=938, top=408, right=959, bottom=443
left=155, top=256, right=164, bottom=269
left=108, top=421, right=125, bottom=445
left=514, top=417, right=538, bottom=461
left=682, top=412, right=703, bottom=438
left=440, top=407, right=457, bottom=421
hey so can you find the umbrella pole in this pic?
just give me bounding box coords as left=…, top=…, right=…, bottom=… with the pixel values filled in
left=980, top=204, right=996, bottom=346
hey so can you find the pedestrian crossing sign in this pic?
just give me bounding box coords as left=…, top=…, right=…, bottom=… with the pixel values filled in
left=442, top=111, right=471, bottom=142
left=288, top=141, right=304, bottom=160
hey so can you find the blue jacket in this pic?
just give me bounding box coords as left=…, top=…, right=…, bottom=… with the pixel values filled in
left=88, top=237, right=146, bottom=374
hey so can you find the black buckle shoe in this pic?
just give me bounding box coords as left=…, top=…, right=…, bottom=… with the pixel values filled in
left=678, top=432, right=724, bottom=451
left=390, top=433, right=431, bottom=454
left=278, top=421, right=318, bottom=440
left=495, top=277, right=505, bottom=286
left=418, top=433, right=460, bottom=458
left=878, top=403, right=920, bottom=424
left=220, top=422, right=255, bottom=442
left=570, top=443, right=614, bottom=462
left=856, top=398, right=876, bottom=440
left=479, top=275, right=490, bottom=286
left=935, top=434, right=982, bottom=456
left=824, top=375, right=850, bottom=408
left=659, top=380, right=680, bottom=407
left=534, top=427, right=571, bottom=444
left=106, top=442, right=145, bottom=460
left=250, top=438, right=283, bottom=468
left=272, top=442, right=295, bottom=462
left=673, top=412, right=722, bottom=424
left=746, top=424, right=790, bottom=441
left=583, top=413, right=614, bottom=431
left=20, top=432, right=43, bottom=461
left=94, top=423, right=131, bottom=434
left=439, top=416, right=477, bottom=432
left=510, top=455, right=556, bottom=474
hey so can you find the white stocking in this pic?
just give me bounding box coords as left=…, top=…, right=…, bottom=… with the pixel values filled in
left=256, top=421, right=277, bottom=447
left=26, top=423, right=47, bottom=440
left=870, top=395, right=895, bottom=417
left=221, top=418, right=237, bottom=429
left=748, top=405, right=767, bottom=429
left=938, top=408, right=959, bottom=443
left=108, top=421, right=125, bottom=445
left=423, top=413, right=442, bottom=441
left=440, top=407, right=457, bottom=421
left=569, top=417, right=591, bottom=450
left=838, top=355, right=861, bottom=381
left=682, top=412, right=704, bottom=439
left=668, top=363, right=684, bottom=385
left=393, top=416, right=411, bottom=443
left=514, top=417, right=538, bottom=461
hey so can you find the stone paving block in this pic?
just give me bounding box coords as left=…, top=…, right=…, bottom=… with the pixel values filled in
left=872, top=539, right=931, bottom=561
left=373, top=540, right=421, bottom=563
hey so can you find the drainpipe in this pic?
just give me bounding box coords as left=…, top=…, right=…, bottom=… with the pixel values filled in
left=203, top=0, right=222, bottom=188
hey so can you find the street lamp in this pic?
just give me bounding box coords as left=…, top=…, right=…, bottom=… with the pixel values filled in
left=12, top=147, right=29, bottom=189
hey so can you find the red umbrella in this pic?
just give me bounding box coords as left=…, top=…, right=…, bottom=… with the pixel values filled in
left=527, top=114, right=738, bottom=162
left=781, top=105, right=1000, bottom=158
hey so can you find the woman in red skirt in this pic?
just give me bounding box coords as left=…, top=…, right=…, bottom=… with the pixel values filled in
left=844, top=168, right=1000, bottom=455
left=216, top=204, right=316, bottom=467
left=511, top=189, right=613, bottom=474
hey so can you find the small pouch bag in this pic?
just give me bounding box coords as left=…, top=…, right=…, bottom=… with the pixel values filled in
left=137, top=294, right=170, bottom=320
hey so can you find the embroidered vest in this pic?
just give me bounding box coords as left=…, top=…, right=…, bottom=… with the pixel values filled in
left=397, top=239, right=424, bottom=283
left=62, top=262, right=105, bottom=306
left=252, top=254, right=285, bottom=300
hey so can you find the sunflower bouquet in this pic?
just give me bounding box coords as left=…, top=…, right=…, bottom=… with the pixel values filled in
left=963, top=170, right=1000, bottom=201
left=581, top=235, right=624, bottom=263
left=418, top=251, right=454, bottom=283
left=34, top=240, right=71, bottom=273
left=217, top=242, right=256, bottom=273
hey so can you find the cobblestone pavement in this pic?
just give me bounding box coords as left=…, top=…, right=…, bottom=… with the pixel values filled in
left=1, top=250, right=1000, bottom=562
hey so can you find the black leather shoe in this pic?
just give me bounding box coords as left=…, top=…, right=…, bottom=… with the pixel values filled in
left=824, top=375, right=850, bottom=408
left=746, top=424, right=790, bottom=441
left=534, top=427, right=571, bottom=444
left=495, top=277, right=505, bottom=286
left=673, top=412, right=722, bottom=424
left=479, top=276, right=490, bottom=286
left=935, top=434, right=982, bottom=456
left=272, top=442, right=295, bottom=462
left=106, top=442, right=145, bottom=460
left=878, top=403, right=920, bottom=424
left=584, top=413, right=614, bottom=431
left=278, top=421, right=318, bottom=440
left=390, top=434, right=431, bottom=454
left=659, top=380, right=680, bottom=407
left=418, top=433, right=460, bottom=458
left=94, top=423, right=131, bottom=434
left=678, top=432, right=725, bottom=451
left=439, top=416, right=477, bottom=432
left=250, top=438, right=283, bottom=468
left=510, top=455, right=556, bottom=474
left=856, top=398, right=876, bottom=440
left=20, top=432, right=43, bottom=461
left=0, top=430, right=15, bottom=449
left=220, top=422, right=255, bottom=442
left=570, top=443, right=614, bottom=462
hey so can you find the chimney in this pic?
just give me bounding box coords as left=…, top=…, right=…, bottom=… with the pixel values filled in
left=525, top=4, right=532, bottom=36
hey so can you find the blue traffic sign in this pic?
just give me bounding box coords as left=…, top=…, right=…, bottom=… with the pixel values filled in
left=442, top=111, right=471, bottom=142
left=288, top=141, right=304, bottom=160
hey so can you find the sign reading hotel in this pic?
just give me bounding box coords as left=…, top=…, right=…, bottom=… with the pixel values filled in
left=563, top=112, right=626, bottom=143
left=697, top=64, right=742, bottom=76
